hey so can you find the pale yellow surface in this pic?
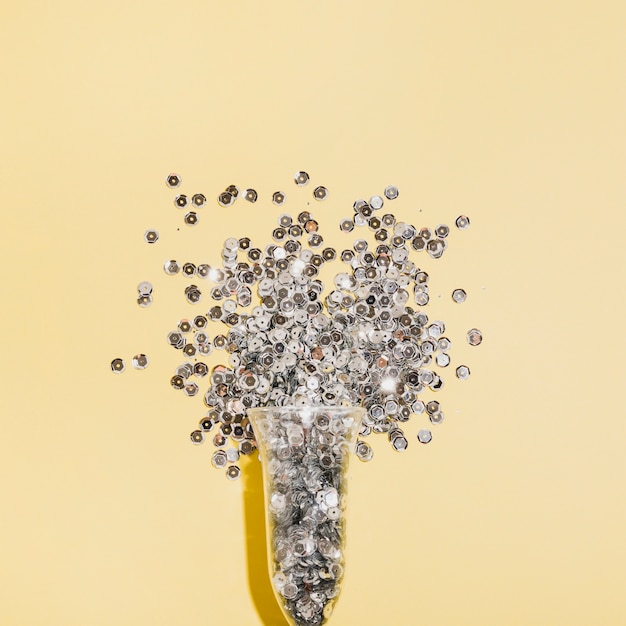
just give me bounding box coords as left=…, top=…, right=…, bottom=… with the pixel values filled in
left=1, top=1, right=625, bottom=625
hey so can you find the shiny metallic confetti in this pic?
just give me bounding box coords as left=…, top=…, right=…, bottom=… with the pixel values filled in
left=467, top=328, right=483, bottom=346
left=218, top=192, right=234, bottom=207
left=456, top=365, right=470, bottom=380
left=144, top=229, right=159, bottom=244
left=166, top=173, right=181, bottom=188
left=455, top=215, right=470, bottom=230
left=132, top=354, right=149, bottom=370
left=452, top=288, right=467, bottom=303
left=272, top=191, right=286, bottom=206
left=244, top=188, right=258, bottom=203
left=117, top=175, right=481, bottom=489
left=174, top=194, right=188, bottom=209
left=417, top=429, right=432, bottom=444
left=384, top=185, right=399, bottom=200
left=250, top=406, right=360, bottom=625
left=313, top=186, right=328, bottom=201
left=184, top=211, right=198, bottom=226
left=191, top=193, right=206, bottom=208
left=190, top=430, right=204, bottom=444
left=111, top=358, right=125, bottom=373
left=163, top=259, right=180, bottom=275
left=294, top=171, right=310, bottom=186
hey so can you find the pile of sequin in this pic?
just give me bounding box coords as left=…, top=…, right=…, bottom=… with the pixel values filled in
left=251, top=406, right=359, bottom=626
left=111, top=172, right=482, bottom=480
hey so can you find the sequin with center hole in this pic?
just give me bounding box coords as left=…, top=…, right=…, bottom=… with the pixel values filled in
left=355, top=440, right=373, bottom=462
left=226, top=465, right=241, bottom=480
left=384, top=185, right=399, bottom=200
left=417, top=429, right=432, bottom=444
left=111, top=358, right=125, bottom=373
left=456, top=365, right=471, bottom=380
left=217, top=192, right=234, bottom=207
left=313, top=186, right=328, bottom=201
left=132, top=354, right=149, bottom=369
left=370, top=195, right=384, bottom=210
left=163, top=259, right=180, bottom=275
left=467, top=328, right=483, bottom=346
left=184, top=211, right=198, bottom=226
left=191, top=193, right=206, bottom=208
left=244, top=189, right=258, bottom=203
left=137, top=281, right=152, bottom=296
left=456, top=215, right=470, bottom=230
left=144, top=229, right=159, bottom=244
left=452, top=288, right=467, bottom=303
left=190, top=430, right=204, bottom=444
left=166, top=173, right=181, bottom=188
left=174, top=194, right=188, bottom=208
left=272, top=191, right=286, bottom=206
left=294, top=171, right=310, bottom=186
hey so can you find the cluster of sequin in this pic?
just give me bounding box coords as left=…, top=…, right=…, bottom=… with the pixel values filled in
left=154, top=174, right=480, bottom=479
left=113, top=173, right=482, bottom=479
left=251, top=407, right=359, bottom=625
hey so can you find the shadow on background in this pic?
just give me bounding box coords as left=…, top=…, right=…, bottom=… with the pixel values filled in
left=243, top=457, right=289, bottom=626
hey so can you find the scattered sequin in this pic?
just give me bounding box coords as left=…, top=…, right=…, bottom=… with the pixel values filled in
left=119, top=177, right=481, bottom=485
left=467, top=329, right=483, bottom=346
left=456, top=365, right=470, bottom=380
left=455, top=215, right=470, bottom=230
left=174, top=194, right=188, bottom=209
left=163, top=260, right=180, bottom=275
left=192, top=193, right=206, bottom=208
left=132, top=354, right=149, bottom=369
left=218, top=192, right=234, bottom=207
left=452, top=289, right=467, bottom=303
left=244, top=188, right=258, bottom=203
left=294, top=171, right=310, bottom=186
left=184, top=211, right=198, bottom=226
left=190, top=430, right=204, bottom=444
left=111, top=358, right=125, bottom=373
left=166, top=173, right=181, bottom=188
left=144, top=230, right=159, bottom=244
left=272, top=191, right=286, bottom=206
left=313, top=186, right=328, bottom=201
left=384, top=185, right=399, bottom=200
left=417, top=429, right=432, bottom=444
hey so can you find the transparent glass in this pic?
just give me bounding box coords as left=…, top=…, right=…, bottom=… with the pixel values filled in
left=247, top=406, right=364, bottom=626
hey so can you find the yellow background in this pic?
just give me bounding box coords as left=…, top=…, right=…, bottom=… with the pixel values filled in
left=1, top=1, right=625, bottom=624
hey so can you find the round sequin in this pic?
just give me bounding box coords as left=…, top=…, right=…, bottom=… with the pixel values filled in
left=452, top=289, right=467, bottom=303
left=238, top=190, right=255, bottom=204
left=456, top=365, right=470, bottom=380
left=384, top=185, right=399, bottom=200
left=313, top=186, right=328, bottom=201
left=144, top=229, right=159, bottom=244
left=190, top=430, right=204, bottom=444
left=417, top=429, right=432, bottom=444
left=184, top=211, right=198, bottom=226
left=455, top=215, right=470, bottom=230
left=111, top=358, right=125, bottom=373
left=218, top=192, right=234, bottom=207
left=272, top=191, right=286, bottom=206
left=192, top=193, right=206, bottom=208
left=174, top=194, right=188, bottom=209
left=467, top=329, right=483, bottom=346
left=294, top=171, right=310, bottom=186
left=132, top=354, right=149, bottom=369
left=166, top=173, right=181, bottom=188
left=163, top=260, right=180, bottom=275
